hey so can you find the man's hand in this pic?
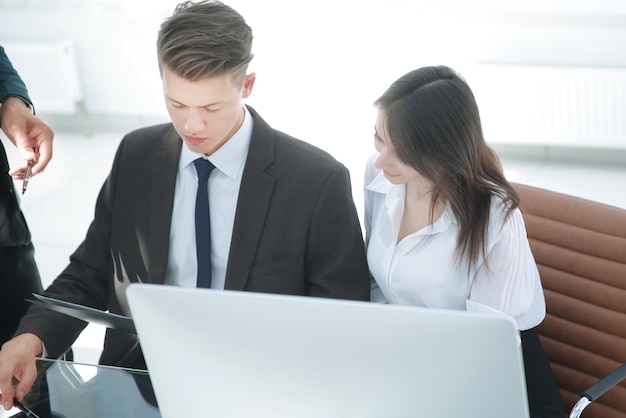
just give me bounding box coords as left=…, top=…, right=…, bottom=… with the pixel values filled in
left=1, top=96, right=54, bottom=178
left=0, top=333, right=43, bottom=411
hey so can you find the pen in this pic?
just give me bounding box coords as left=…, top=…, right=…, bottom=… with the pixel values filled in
left=13, top=398, right=41, bottom=418
left=22, top=160, right=33, bottom=195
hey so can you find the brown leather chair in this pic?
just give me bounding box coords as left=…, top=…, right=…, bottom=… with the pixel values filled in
left=513, top=182, right=626, bottom=418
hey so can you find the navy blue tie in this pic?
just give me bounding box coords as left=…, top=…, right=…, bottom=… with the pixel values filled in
left=193, top=158, right=215, bottom=288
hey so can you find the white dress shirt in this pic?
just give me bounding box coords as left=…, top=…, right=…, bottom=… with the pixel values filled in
left=165, top=106, right=253, bottom=289
left=364, top=154, right=545, bottom=330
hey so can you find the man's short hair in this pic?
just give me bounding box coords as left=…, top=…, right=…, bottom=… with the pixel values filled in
left=157, top=0, right=254, bottom=85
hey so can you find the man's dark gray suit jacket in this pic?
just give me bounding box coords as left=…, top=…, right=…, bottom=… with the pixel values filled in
left=16, top=106, right=370, bottom=369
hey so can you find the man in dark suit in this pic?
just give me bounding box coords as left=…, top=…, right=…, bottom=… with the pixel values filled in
left=0, top=0, right=369, bottom=410
left=0, top=45, right=54, bottom=346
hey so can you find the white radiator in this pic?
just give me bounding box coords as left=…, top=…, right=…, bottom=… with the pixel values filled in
left=461, top=64, right=626, bottom=149
left=1, top=39, right=83, bottom=115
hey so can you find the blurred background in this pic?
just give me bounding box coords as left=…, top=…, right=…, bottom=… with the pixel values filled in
left=1, top=0, right=626, bottom=363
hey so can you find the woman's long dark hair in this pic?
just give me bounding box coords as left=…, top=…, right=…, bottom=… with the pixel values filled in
left=375, top=65, right=520, bottom=271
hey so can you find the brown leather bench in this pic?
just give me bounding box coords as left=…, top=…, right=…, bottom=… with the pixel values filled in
left=513, top=182, right=626, bottom=418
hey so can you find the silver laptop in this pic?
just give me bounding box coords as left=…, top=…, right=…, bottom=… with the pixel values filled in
left=126, top=284, right=530, bottom=418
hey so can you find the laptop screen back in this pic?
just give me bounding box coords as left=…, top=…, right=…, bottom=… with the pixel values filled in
left=126, top=284, right=529, bottom=418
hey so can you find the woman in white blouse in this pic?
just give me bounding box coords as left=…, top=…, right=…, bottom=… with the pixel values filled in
left=364, top=65, right=564, bottom=417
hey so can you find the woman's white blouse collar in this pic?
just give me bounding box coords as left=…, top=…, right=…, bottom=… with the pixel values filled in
left=366, top=171, right=456, bottom=236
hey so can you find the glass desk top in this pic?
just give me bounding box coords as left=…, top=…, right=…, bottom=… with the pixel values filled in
left=1, top=358, right=161, bottom=418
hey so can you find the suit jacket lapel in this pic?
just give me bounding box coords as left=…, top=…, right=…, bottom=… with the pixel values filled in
left=225, top=106, right=275, bottom=290
left=148, top=127, right=181, bottom=283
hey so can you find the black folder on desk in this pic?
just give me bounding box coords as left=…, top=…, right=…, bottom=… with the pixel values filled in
left=28, top=294, right=136, bottom=334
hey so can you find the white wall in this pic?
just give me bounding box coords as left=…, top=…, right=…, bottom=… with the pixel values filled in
left=2, top=0, right=626, bottom=133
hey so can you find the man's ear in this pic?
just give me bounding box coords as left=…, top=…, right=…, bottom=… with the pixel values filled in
left=242, top=73, right=256, bottom=98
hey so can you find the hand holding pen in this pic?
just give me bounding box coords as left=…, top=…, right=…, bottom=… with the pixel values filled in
left=21, top=160, right=33, bottom=195
left=1, top=97, right=54, bottom=187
